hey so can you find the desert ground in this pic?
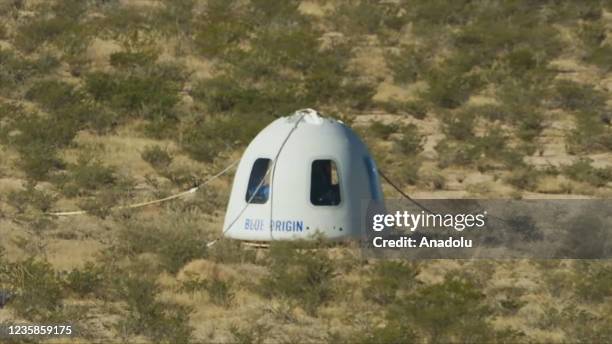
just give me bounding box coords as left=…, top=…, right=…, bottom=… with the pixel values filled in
left=1, top=0, right=612, bottom=343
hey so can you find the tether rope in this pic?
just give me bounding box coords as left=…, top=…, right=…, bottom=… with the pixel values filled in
left=46, top=159, right=240, bottom=217
left=378, top=170, right=438, bottom=215
left=378, top=169, right=514, bottom=227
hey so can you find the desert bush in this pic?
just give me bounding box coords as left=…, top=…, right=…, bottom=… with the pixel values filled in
left=583, top=44, right=612, bottom=71
left=206, top=276, right=235, bottom=307
left=9, top=113, right=78, bottom=179
left=64, top=262, right=104, bottom=297
left=388, top=275, right=495, bottom=343
left=207, top=239, right=258, bottom=265
left=578, top=21, right=606, bottom=50
left=25, top=79, right=116, bottom=134
left=179, top=276, right=207, bottom=295
left=574, top=262, right=612, bottom=303
left=229, top=322, right=271, bottom=344
left=401, top=99, right=429, bottom=119
left=14, top=0, right=91, bottom=54
left=115, top=276, right=193, bottom=343
left=395, top=124, right=425, bottom=156
left=554, top=79, right=607, bottom=112
left=6, top=181, right=57, bottom=213
left=85, top=63, right=185, bottom=120
left=181, top=114, right=267, bottom=162
left=191, top=76, right=260, bottom=114
left=260, top=241, right=335, bottom=315
left=506, top=167, right=541, bottom=191
left=441, top=111, right=475, bottom=141
left=193, top=0, right=248, bottom=58
left=26, top=80, right=82, bottom=113
left=141, top=145, right=173, bottom=170
left=454, top=13, right=561, bottom=66
left=117, top=217, right=209, bottom=274
left=333, top=0, right=405, bottom=35
left=152, top=0, right=195, bottom=35
left=392, top=158, right=422, bottom=186
left=563, top=158, right=612, bottom=187
left=422, top=64, right=481, bottom=109
left=2, top=258, right=64, bottom=322
left=14, top=17, right=73, bottom=52
left=369, top=121, right=399, bottom=140
left=109, top=50, right=157, bottom=69
left=337, top=321, right=417, bottom=344
left=364, top=260, right=420, bottom=305
left=516, top=110, right=545, bottom=141
left=402, top=0, right=472, bottom=30
left=566, top=111, right=612, bottom=153
left=385, top=44, right=431, bottom=84
left=68, top=154, right=116, bottom=191
left=435, top=140, right=478, bottom=168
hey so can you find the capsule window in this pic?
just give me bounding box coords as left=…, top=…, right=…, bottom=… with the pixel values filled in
left=310, top=160, right=341, bottom=206
left=246, top=158, right=271, bottom=204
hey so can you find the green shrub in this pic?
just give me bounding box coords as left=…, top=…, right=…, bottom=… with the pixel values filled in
left=115, top=276, right=193, bottom=343
left=229, top=323, right=271, bottom=344
left=401, top=99, right=429, bottom=119
left=0, top=23, right=6, bottom=40
left=141, top=145, right=173, bottom=170
left=516, top=110, right=545, bottom=141
left=333, top=0, right=404, bottom=35
left=193, top=0, right=248, bottom=58
left=575, top=263, right=612, bottom=303
left=69, top=154, right=116, bottom=191
left=260, top=241, right=335, bottom=315
left=191, top=77, right=259, bottom=114
left=554, top=79, right=607, bottom=112
left=506, top=167, right=541, bottom=191
left=152, top=0, right=195, bottom=35
left=118, top=217, right=209, bottom=274
left=9, top=113, right=78, bottom=180
left=206, top=277, right=235, bottom=307
left=6, top=181, right=57, bottom=213
left=385, top=44, right=431, bottom=84
left=422, top=65, right=481, bottom=109
left=364, top=261, right=420, bottom=305
left=578, top=21, right=606, bottom=50
left=584, top=44, right=612, bottom=71
left=85, top=63, right=185, bottom=119
left=395, top=158, right=422, bottom=185
left=207, top=239, right=258, bottom=265
left=76, top=189, right=119, bottom=219
left=395, top=124, right=425, bottom=156
left=566, top=111, right=612, bottom=153
left=436, top=139, right=479, bottom=168
left=369, top=121, right=399, bottom=140
left=26, top=80, right=82, bottom=113
left=109, top=50, right=157, bottom=69
left=181, top=114, right=267, bottom=162
left=563, top=158, right=612, bottom=187
left=336, top=321, right=417, bottom=344
left=64, top=262, right=104, bottom=297
left=2, top=258, right=64, bottom=322
left=14, top=17, right=73, bottom=52
left=179, top=276, right=208, bottom=295
left=441, top=111, right=475, bottom=141
left=388, top=275, right=494, bottom=343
